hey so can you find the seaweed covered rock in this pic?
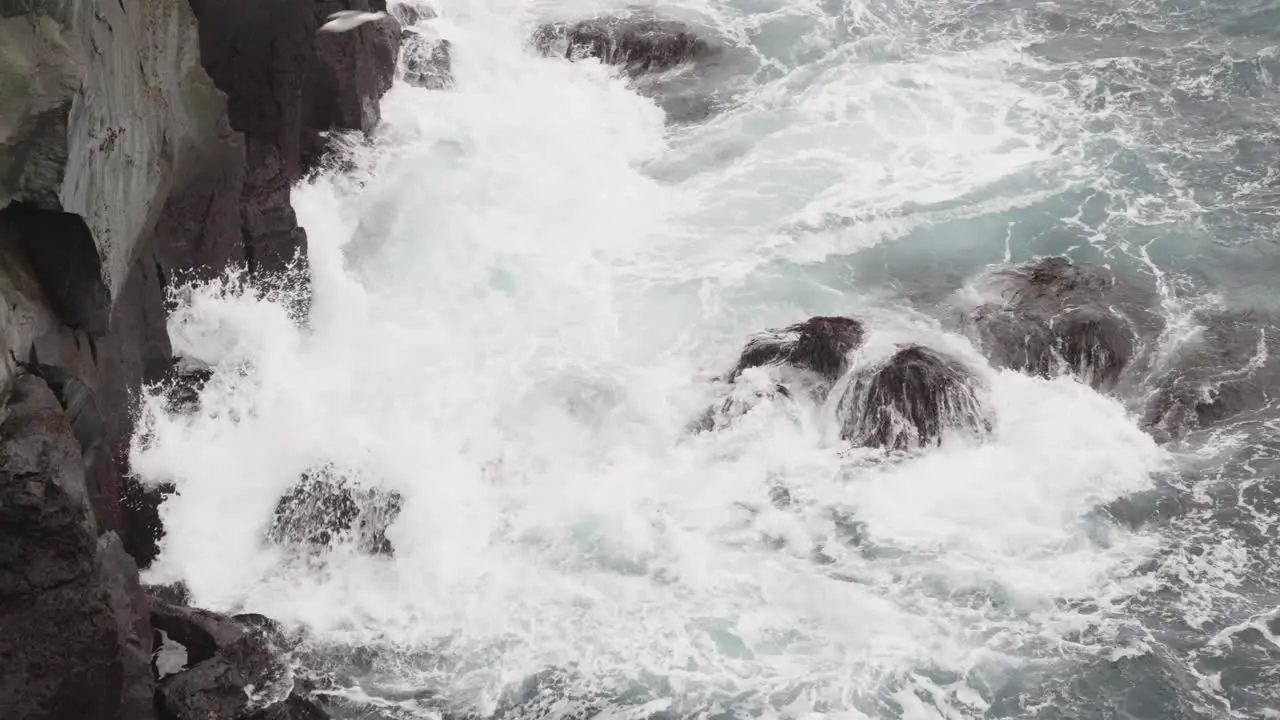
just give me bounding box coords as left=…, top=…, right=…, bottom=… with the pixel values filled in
left=268, top=464, right=403, bottom=556
left=838, top=345, right=989, bottom=451
left=966, top=257, right=1161, bottom=390
left=731, top=316, right=865, bottom=385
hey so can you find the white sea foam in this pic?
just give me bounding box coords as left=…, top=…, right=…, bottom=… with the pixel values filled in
left=130, top=0, right=1174, bottom=715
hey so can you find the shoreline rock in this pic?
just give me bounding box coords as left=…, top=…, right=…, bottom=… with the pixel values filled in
left=1, top=0, right=401, bottom=715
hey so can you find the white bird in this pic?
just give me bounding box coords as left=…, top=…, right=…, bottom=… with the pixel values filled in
left=318, top=10, right=389, bottom=33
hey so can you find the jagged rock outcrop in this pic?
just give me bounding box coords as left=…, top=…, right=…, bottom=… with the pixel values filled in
left=269, top=464, right=404, bottom=557
left=0, top=375, right=155, bottom=720
left=1, top=0, right=403, bottom=715
left=1, top=0, right=403, bottom=551
left=150, top=596, right=297, bottom=719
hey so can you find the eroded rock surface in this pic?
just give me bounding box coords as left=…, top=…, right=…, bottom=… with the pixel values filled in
left=269, top=464, right=404, bottom=556
left=0, top=375, right=154, bottom=720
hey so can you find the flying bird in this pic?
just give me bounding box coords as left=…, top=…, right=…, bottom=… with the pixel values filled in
left=318, top=10, right=389, bottom=33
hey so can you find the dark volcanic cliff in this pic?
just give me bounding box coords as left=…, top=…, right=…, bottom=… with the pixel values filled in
left=0, top=0, right=400, bottom=716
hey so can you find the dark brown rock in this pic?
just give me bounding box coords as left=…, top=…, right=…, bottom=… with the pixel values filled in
left=309, top=0, right=402, bottom=135
left=731, top=316, right=864, bottom=384
left=151, top=596, right=295, bottom=719
left=838, top=345, right=990, bottom=451
left=533, top=17, right=713, bottom=77
left=269, top=464, right=404, bottom=556
left=967, top=257, right=1162, bottom=391
left=1143, top=311, right=1279, bottom=442
left=0, top=375, right=154, bottom=720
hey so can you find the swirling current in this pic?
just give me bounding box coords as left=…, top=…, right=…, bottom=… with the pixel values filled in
left=129, top=0, right=1280, bottom=718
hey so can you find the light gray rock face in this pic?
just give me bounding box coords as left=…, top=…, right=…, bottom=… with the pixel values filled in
left=0, top=0, right=237, bottom=388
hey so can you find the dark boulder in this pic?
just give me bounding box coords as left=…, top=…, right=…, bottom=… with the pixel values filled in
left=268, top=464, right=403, bottom=556
left=693, top=316, right=863, bottom=433
left=532, top=17, right=713, bottom=77
left=530, top=15, right=755, bottom=124
left=150, top=596, right=295, bottom=719
left=0, top=375, right=155, bottom=720
left=1143, top=311, right=1278, bottom=442
left=966, top=257, right=1160, bottom=390
left=838, top=345, right=989, bottom=451
left=121, top=478, right=175, bottom=571
left=731, top=316, right=864, bottom=385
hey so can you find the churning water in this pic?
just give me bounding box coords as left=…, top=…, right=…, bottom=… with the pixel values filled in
left=130, top=0, right=1280, bottom=717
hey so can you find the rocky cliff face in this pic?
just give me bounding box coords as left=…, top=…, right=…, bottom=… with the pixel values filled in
left=0, top=0, right=400, bottom=716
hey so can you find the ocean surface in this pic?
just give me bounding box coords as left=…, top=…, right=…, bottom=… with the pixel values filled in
left=130, top=0, right=1280, bottom=717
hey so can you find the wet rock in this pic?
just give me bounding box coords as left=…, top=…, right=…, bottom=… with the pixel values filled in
left=0, top=375, right=155, bottom=720
left=121, top=478, right=174, bottom=570
left=693, top=316, right=863, bottom=433
left=150, top=596, right=295, bottom=719
left=268, top=464, right=404, bottom=556
left=0, top=202, right=110, bottom=337
left=838, top=345, right=989, bottom=450
left=402, top=31, right=453, bottom=89
left=731, top=316, right=865, bottom=385
left=246, top=693, right=331, bottom=720
left=966, top=257, right=1160, bottom=391
left=533, top=17, right=713, bottom=77
left=160, top=356, right=215, bottom=415
left=390, top=1, right=432, bottom=26
left=145, top=581, right=193, bottom=607
left=1143, top=311, right=1278, bottom=442
left=308, top=0, right=402, bottom=137
left=690, top=381, right=792, bottom=434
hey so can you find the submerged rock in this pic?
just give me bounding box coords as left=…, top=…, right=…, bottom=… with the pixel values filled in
left=966, top=257, right=1160, bottom=390
left=531, top=15, right=746, bottom=124
left=402, top=32, right=453, bottom=89
left=532, top=17, right=713, bottom=77
left=150, top=596, right=296, bottom=719
left=838, top=345, right=989, bottom=451
left=693, top=316, right=863, bottom=433
left=268, top=464, right=403, bottom=556
left=1143, top=311, right=1278, bottom=442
